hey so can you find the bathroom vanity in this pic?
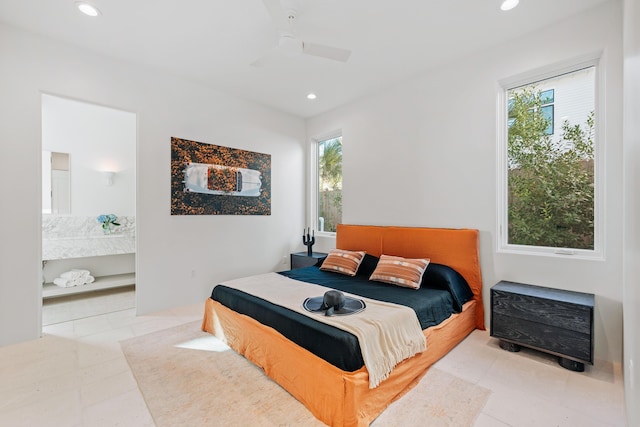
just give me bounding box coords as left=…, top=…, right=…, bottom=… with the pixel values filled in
left=42, top=216, right=136, bottom=298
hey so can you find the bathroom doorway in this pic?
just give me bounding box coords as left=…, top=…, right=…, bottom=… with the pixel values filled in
left=41, top=94, right=137, bottom=326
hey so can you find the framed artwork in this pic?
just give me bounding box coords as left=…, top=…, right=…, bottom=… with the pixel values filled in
left=170, top=137, right=271, bottom=215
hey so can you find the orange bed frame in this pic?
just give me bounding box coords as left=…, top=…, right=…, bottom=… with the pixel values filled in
left=202, top=224, right=484, bottom=426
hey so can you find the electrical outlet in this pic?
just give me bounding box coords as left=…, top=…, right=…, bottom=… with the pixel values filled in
left=191, top=269, right=196, bottom=278
left=281, top=255, right=288, bottom=265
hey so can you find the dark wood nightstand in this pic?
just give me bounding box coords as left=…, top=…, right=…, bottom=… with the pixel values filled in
left=290, top=252, right=327, bottom=269
left=491, top=281, right=594, bottom=371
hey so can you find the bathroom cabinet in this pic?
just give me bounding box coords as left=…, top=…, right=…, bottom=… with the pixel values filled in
left=42, top=216, right=136, bottom=299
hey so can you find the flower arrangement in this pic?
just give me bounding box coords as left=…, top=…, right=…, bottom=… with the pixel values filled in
left=97, top=214, right=120, bottom=234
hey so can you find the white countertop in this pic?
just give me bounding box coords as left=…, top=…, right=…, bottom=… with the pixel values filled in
left=43, top=235, right=135, bottom=260
left=42, top=215, right=136, bottom=260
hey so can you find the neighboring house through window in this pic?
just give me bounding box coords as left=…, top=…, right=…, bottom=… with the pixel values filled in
left=540, top=89, right=555, bottom=135
left=508, top=89, right=554, bottom=135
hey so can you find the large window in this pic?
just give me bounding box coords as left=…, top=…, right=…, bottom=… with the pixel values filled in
left=499, top=63, right=600, bottom=257
left=313, top=135, right=342, bottom=233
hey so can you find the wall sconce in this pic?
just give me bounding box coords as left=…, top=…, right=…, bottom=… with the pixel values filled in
left=103, top=171, right=115, bottom=186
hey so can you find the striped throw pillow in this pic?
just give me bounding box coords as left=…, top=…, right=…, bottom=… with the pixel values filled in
left=369, top=255, right=430, bottom=289
left=319, top=249, right=366, bottom=276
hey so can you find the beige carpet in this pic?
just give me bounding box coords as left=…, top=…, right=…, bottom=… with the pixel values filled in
left=121, top=321, right=490, bottom=427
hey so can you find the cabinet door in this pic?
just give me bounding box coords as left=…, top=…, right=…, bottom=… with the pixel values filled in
left=291, top=254, right=319, bottom=269
left=492, top=312, right=592, bottom=362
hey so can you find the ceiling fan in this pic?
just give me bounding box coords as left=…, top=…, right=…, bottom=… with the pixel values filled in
left=252, top=0, right=352, bottom=66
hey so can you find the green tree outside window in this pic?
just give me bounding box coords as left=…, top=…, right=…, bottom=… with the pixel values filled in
left=318, top=137, right=342, bottom=232
left=507, top=87, right=595, bottom=250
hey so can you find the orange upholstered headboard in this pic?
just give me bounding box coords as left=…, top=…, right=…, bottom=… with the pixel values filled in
left=336, top=224, right=484, bottom=330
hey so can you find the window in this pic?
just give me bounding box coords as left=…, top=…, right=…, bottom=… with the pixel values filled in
left=499, top=63, right=600, bottom=257
left=540, top=89, right=555, bottom=135
left=312, top=134, right=342, bottom=233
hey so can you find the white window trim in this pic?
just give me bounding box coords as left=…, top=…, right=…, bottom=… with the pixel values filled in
left=309, top=129, right=342, bottom=236
left=496, top=54, right=605, bottom=260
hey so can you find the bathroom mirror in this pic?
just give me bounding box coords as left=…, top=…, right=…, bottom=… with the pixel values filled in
left=42, top=151, right=70, bottom=214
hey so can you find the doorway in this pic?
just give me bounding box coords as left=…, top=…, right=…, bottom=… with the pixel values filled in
left=41, top=94, right=137, bottom=325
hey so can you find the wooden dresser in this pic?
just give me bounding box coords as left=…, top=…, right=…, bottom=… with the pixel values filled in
left=490, top=280, right=594, bottom=371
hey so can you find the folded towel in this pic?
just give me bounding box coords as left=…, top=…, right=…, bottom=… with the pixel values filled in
left=60, top=269, right=91, bottom=280
left=53, top=277, right=68, bottom=287
left=53, top=274, right=94, bottom=288
left=60, top=271, right=82, bottom=280
left=53, top=277, right=77, bottom=288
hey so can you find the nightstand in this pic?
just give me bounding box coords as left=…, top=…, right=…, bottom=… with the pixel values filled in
left=290, top=252, right=327, bottom=269
left=491, top=280, right=594, bottom=371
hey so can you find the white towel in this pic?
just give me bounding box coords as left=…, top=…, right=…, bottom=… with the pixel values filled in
left=60, top=269, right=91, bottom=281
left=53, top=273, right=94, bottom=288
left=53, top=277, right=70, bottom=287
left=59, top=272, right=73, bottom=280
left=60, top=271, right=82, bottom=280
left=53, top=277, right=79, bottom=288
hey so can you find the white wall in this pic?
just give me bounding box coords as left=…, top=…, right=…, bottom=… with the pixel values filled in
left=307, top=2, right=623, bottom=364
left=42, top=94, right=137, bottom=216
left=0, top=23, right=306, bottom=346
left=622, top=0, right=640, bottom=424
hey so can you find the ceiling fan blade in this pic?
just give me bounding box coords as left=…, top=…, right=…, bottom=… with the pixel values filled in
left=256, top=1, right=351, bottom=65
left=302, top=42, right=351, bottom=63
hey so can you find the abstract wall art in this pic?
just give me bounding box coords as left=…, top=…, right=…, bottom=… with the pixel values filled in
left=171, top=137, right=271, bottom=215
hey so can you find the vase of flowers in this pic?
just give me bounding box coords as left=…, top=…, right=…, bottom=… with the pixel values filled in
left=97, top=214, right=120, bottom=234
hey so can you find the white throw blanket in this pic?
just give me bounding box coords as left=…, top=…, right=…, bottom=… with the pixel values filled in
left=218, top=272, right=427, bottom=388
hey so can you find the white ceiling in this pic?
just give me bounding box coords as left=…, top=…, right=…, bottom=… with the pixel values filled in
left=0, top=0, right=611, bottom=118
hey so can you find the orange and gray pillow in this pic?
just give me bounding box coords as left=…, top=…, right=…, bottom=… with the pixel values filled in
left=319, top=249, right=367, bottom=276
left=369, top=255, right=430, bottom=290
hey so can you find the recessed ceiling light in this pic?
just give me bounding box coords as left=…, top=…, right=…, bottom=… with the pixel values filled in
left=500, top=0, right=519, bottom=11
left=307, top=93, right=317, bottom=100
left=76, top=2, right=101, bottom=17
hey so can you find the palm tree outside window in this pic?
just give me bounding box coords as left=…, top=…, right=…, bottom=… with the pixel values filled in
left=317, top=136, right=342, bottom=232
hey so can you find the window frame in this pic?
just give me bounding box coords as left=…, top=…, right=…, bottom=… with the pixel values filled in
left=540, top=91, right=555, bottom=136
left=496, top=55, right=604, bottom=260
left=309, top=130, right=343, bottom=236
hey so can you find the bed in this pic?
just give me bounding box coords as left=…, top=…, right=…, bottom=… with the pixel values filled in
left=201, top=224, right=485, bottom=426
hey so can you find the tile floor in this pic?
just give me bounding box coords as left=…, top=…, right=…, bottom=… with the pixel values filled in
left=0, top=298, right=628, bottom=426
left=42, top=286, right=136, bottom=325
